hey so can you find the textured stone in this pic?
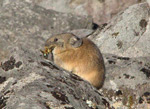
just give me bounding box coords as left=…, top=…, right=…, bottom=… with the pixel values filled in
left=92, top=3, right=150, bottom=57
left=0, top=0, right=110, bottom=109
left=37, top=0, right=145, bottom=25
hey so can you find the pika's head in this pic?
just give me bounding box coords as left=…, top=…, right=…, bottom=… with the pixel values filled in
left=41, top=33, right=83, bottom=57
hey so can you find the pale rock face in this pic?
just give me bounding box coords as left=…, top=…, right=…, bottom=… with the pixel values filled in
left=89, top=2, right=150, bottom=108
left=37, top=0, right=145, bottom=25
left=147, top=0, right=150, bottom=6
left=0, top=0, right=108, bottom=109
left=0, top=0, right=150, bottom=108
left=92, top=3, right=150, bottom=57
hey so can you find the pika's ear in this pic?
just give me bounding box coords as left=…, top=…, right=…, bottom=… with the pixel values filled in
left=69, top=37, right=83, bottom=48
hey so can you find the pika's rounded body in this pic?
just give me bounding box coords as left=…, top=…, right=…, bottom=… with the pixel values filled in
left=44, top=33, right=105, bottom=89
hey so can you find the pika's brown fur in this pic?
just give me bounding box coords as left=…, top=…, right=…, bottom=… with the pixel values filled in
left=43, top=33, right=105, bottom=89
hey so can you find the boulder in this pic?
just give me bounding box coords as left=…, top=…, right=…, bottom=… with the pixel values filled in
left=37, top=0, right=145, bottom=25
left=92, top=2, right=150, bottom=57
left=100, top=54, right=150, bottom=108
left=88, top=2, right=150, bottom=108
left=0, top=0, right=110, bottom=109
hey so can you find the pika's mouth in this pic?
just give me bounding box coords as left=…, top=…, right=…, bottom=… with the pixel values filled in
left=40, top=46, right=55, bottom=58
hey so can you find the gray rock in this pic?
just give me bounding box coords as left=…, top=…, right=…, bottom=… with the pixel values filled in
left=75, top=2, right=150, bottom=108
left=0, top=0, right=110, bottom=109
left=99, top=54, right=150, bottom=108
left=147, top=0, right=150, bottom=6
left=70, top=29, right=94, bottom=38
left=0, top=0, right=150, bottom=109
left=92, top=2, right=150, bottom=57
left=87, top=3, right=150, bottom=108
left=38, top=0, right=73, bottom=13
left=0, top=0, right=94, bottom=62
left=37, top=0, right=145, bottom=25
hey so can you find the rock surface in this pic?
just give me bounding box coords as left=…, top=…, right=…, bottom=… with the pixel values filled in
left=0, top=0, right=94, bottom=62
left=36, top=0, right=145, bottom=25
left=92, top=2, right=150, bottom=57
left=0, top=0, right=150, bottom=109
left=89, top=2, right=150, bottom=109
left=101, top=54, right=150, bottom=108
left=0, top=0, right=110, bottom=109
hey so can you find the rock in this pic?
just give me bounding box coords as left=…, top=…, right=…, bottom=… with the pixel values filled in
left=0, top=59, right=109, bottom=109
left=0, top=0, right=111, bottom=109
left=92, top=2, right=150, bottom=57
left=1, top=0, right=93, bottom=38
left=0, top=0, right=150, bottom=109
left=86, top=2, right=150, bottom=108
left=37, top=0, right=145, bottom=25
left=147, top=0, right=150, bottom=6
left=70, top=29, right=94, bottom=38
left=99, top=54, right=150, bottom=108
left=0, top=0, right=94, bottom=62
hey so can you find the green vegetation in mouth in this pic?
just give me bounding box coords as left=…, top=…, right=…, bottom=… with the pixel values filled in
left=40, top=47, right=52, bottom=58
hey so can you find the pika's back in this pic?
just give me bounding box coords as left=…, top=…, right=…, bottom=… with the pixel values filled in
left=43, top=33, right=105, bottom=89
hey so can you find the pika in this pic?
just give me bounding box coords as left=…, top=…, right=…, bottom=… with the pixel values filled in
left=41, top=33, right=105, bottom=89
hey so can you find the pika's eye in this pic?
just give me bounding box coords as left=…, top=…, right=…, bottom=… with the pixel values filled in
left=54, top=38, right=58, bottom=42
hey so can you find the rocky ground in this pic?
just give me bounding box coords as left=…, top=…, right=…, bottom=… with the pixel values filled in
left=0, top=0, right=150, bottom=109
